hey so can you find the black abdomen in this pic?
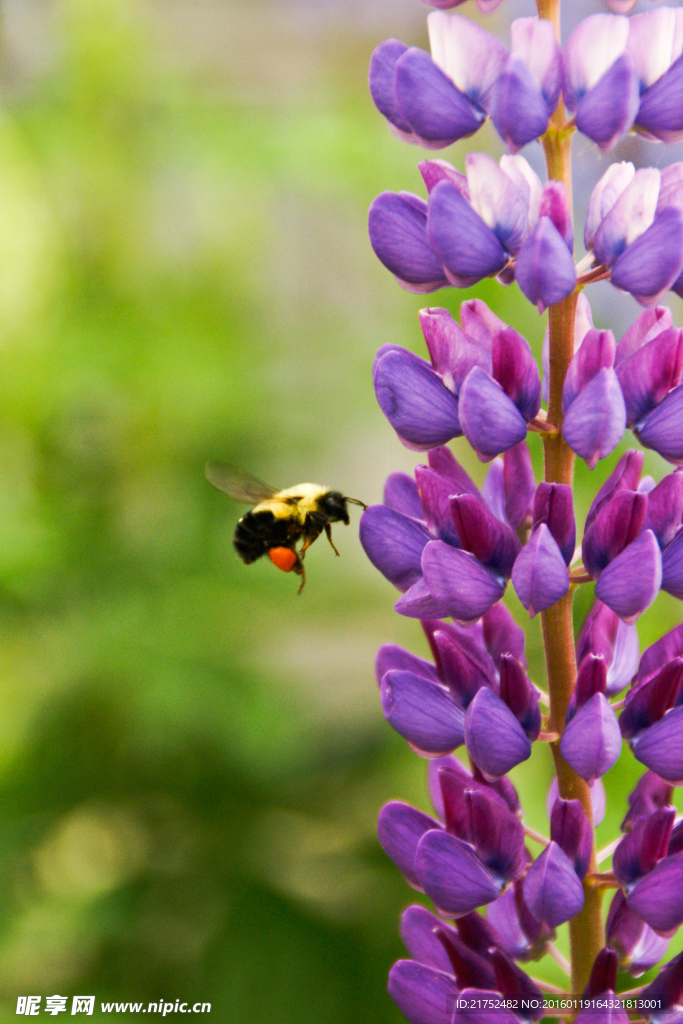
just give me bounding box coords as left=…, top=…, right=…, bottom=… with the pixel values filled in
left=233, top=510, right=295, bottom=564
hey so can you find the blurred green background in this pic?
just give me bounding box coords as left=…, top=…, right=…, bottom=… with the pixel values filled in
left=0, top=0, right=680, bottom=1019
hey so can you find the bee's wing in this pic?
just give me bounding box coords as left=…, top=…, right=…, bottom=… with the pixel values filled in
left=204, top=463, right=278, bottom=503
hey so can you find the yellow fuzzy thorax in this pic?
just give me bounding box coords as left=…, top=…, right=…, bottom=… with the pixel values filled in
left=251, top=483, right=329, bottom=525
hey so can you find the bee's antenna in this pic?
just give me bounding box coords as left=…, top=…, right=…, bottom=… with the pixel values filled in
left=346, top=497, right=368, bottom=509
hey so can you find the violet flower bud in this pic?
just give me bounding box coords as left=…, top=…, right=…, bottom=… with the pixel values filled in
left=594, top=529, right=662, bottom=624
left=503, top=442, right=535, bottom=533
left=428, top=181, right=508, bottom=289
left=428, top=153, right=541, bottom=290
left=435, top=929, right=495, bottom=990
left=413, top=540, right=507, bottom=625
left=450, top=494, right=520, bottom=579
left=459, top=328, right=541, bottom=460
left=643, top=473, right=683, bottom=549
left=616, top=327, right=683, bottom=428
left=490, top=947, right=545, bottom=1015
left=482, top=601, right=526, bottom=669
left=615, top=306, right=673, bottom=365
left=375, top=643, right=438, bottom=688
left=458, top=368, right=527, bottom=460
left=523, top=841, right=585, bottom=927
left=583, top=947, right=618, bottom=998
left=511, top=523, right=569, bottom=617
left=533, top=482, right=575, bottom=566
left=419, top=306, right=492, bottom=395
left=638, top=621, right=683, bottom=685
left=414, top=466, right=460, bottom=546
left=465, top=686, right=533, bottom=779
left=636, top=386, right=683, bottom=466
left=430, top=627, right=494, bottom=713
left=428, top=444, right=482, bottom=499
left=499, top=654, right=541, bottom=741
left=627, top=852, right=683, bottom=934
left=619, top=658, right=683, bottom=741
left=560, top=690, right=622, bottom=783
left=641, top=950, right=683, bottom=1010
left=550, top=798, right=593, bottom=880
left=562, top=329, right=626, bottom=468
left=486, top=883, right=552, bottom=963
left=548, top=776, right=606, bottom=827
left=515, top=215, right=577, bottom=313
left=415, top=828, right=507, bottom=917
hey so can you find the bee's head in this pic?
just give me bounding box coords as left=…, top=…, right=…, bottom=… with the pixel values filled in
left=319, top=491, right=351, bottom=524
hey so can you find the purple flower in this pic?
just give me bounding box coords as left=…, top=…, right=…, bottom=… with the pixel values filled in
left=560, top=657, right=622, bottom=783
left=369, top=39, right=485, bottom=149
left=486, top=882, right=552, bottom=962
left=594, top=530, right=662, bottom=624
left=427, top=12, right=509, bottom=114
left=459, top=328, right=541, bottom=459
left=576, top=600, right=639, bottom=696
left=563, top=14, right=639, bottom=151
left=363, top=447, right=532, bottom=623
left=374, top=345, right=462, bottom=450
left=561, top=328, right=626, bottom=468
left=515, top=182, right=576, bottom=312
left=523, top=841, right=585, bottom=927
left=464, top=686, right=532, bottom=780
left=511, top=523, right=569, bottom=617
left=622, top=770, right=674, bottom=832
left=388, top=960, right=460, bottom=1024
left=628, top=8, right=683, bottom=144
left=489, top=18, right=562, bottom=152
left=615, top=810, right=683, bottom=933
left=584, top=164, right=683, bottom=307
left=368, top=191, right=448, bottom=293
left=606, top=889, right=670, bottom=977
left=620, top=635, right=683, bottom=783
left=371, top=304, right=541, bottom=458
left=415, top=780, right=526, bottom=916
left=428, top=154, right=539, bottom=290
left=574, top=950, right=631, bottom=1024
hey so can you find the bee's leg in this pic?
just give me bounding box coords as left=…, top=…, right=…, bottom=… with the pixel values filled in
left=296, top=558, right=306, bottom=594
left=324, top=523, right=340, bottom=556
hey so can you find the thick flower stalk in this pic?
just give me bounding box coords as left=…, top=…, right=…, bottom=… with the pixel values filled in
left=363, top=0, right=683, bottom=1018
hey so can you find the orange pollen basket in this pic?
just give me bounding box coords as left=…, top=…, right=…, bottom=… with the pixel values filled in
left=268, top=547, right=298, bottom=572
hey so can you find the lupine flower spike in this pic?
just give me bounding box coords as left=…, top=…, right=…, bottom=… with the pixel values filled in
left=361, top=0, right=683, bottom=1021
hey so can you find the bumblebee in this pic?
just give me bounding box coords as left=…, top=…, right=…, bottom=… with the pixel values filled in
left=205, top=463, right=366, bottom=591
